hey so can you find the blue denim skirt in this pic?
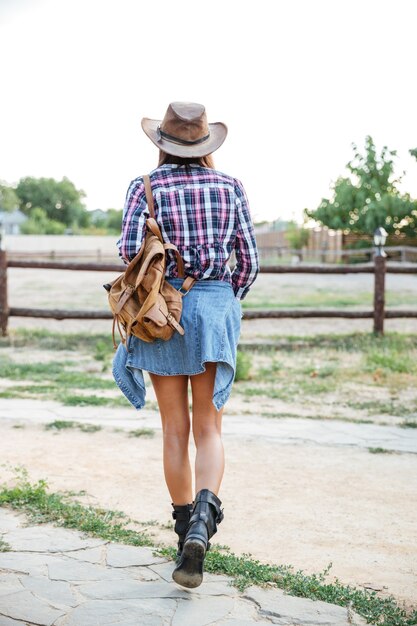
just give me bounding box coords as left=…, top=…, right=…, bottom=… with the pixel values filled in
left=112, top=278, right=242, bottom=411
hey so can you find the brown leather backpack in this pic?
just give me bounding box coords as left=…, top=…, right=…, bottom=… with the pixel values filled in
left=104, top=174, right=195, bottom=349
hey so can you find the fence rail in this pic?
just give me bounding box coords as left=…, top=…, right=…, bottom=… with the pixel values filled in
left=6, top=244, right=417, bottom=265
left=1, top=251, right=417, bottom=336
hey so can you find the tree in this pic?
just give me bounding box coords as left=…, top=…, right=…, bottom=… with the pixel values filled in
left=104, top=209, right=123, bottom=233
left=0, top=182, right=19, bottom=212
left=305, top=136, right=417, bottom=237
left=20, top=207, right=66, bottom=235
left=285, top=221, right=310, bottom=249
left=15, top=177, right=90, bottom=228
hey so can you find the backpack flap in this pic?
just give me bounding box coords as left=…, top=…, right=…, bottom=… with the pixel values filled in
left=143, top=294, right=185, bottom=336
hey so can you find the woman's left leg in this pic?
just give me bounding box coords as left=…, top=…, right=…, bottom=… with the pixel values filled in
left=190, top=362, right=225, bottom=495
left=148, top=373, right=193, bottom=505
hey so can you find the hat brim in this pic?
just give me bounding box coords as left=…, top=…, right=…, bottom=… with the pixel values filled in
left=141, top=118, right=228, bottom=157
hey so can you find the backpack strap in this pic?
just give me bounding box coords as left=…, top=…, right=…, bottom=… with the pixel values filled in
left=143, top=174, right=155, bottom=219
left=142, top=172, right=196, bottom=295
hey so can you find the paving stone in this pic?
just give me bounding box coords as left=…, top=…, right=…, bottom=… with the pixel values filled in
left=0, top=509, right=370, bottom=626
left=172, top=595, right=234, bottom=625
left=244, top=585, right=367, bottom=625
left=148, top=560, right=178, bottom=582
left=0, top=573, right=24, bottom=597
left=48, top=557, right=134, bottom=582
left=217, top=596, right=263, bottom=623
left=55, top=598, right=176, bottom=626
left=64, top=545, right=104, bottom=564
left=124, top=565, right=162, bottom=582
left=78, top=579, right=189, bottom=601
left=0, top=617, right=32, bottom=626
left=105, top=543, right=167, bottom=567
left=3, top=525, right=105, bottom=553
left=0, top=552, right=60, bottom=576
left=218, top=621, right=275, bottom=626
left=20, top=575, right=79, bottom=609
left=0, top=508, right=25, bottom=531
left=0, top=589, right=65, bottom=625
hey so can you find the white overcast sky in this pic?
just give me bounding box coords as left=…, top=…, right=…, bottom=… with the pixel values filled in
left=1, top=0, right=416, bottom=223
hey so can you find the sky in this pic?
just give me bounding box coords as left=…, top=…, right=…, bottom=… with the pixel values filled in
left=1, top=0, right=416, bottom=224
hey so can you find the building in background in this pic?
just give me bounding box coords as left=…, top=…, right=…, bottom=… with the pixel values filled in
left=0, top=209, right=27, bottom=235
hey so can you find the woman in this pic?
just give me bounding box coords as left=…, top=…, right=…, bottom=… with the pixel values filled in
left=112, top=102, right=259, bottom=588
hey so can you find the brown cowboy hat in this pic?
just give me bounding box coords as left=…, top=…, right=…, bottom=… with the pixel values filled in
left=141, top=102, right=228, bottom=158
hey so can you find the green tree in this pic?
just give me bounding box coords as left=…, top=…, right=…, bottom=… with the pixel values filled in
left=20, top=207, right=66, bottom=235
left=105, top=209, right=123, bottom=233
left=305, top=136, right=417, bottom=237
left=15, top=177, right=90, bottom=228
left=285, top=221, right=310, bottom=249
left=0, top=182, right=19, bottom=212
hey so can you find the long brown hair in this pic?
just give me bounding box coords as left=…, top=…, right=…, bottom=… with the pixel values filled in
left=158, top=150, right=215, bottom=169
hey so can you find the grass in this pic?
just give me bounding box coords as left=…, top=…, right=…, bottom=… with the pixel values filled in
left=241, top=291, right=417, bottom=310
left=261, top=412, right=376, bottom=425
left=234, top=331, right=417, bottom=416
left=400, top=420, right=417, bottom=429
left=0, top=467, right=416, bottom=626
left=127, top=428, right=155, bottom=438
left=0, top=537, right=11, bottom=552
left=368, top=447, right=395, bottom=454
left=1, top=329, right=416, bottom=422
left=44, top=420, right=102, bottom=433
left=347, top=400, right=417, bottom=417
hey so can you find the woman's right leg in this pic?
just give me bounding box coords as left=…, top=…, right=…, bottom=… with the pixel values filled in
left=148, top=372, right=192, bottom=505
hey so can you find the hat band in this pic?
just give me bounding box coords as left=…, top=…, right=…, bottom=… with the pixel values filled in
left=157, top=126, right=210, bottom=146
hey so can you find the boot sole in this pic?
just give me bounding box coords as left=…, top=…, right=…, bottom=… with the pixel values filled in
left=172, top=539, right=205, bottom=588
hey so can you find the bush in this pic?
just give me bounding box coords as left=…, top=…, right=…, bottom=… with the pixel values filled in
left=235, top=350, right=252, bottom=381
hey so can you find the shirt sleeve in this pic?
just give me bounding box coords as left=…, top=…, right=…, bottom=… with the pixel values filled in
left=231, top=179, right=259, bottom=300
left=116, top=178, right=148, bottom=264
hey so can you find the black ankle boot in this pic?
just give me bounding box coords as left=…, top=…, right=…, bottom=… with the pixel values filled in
left=171, top=503, right=193, bottom=562
left=172, top=489, right=224, bottom=588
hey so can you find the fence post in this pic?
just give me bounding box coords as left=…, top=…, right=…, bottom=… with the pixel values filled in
left=373, top=255, right=386, bottom=334
left=0, top=249, right=8, bottom=336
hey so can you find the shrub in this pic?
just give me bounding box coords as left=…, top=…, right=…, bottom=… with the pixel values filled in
left=235, top=350, right=252, bottom=381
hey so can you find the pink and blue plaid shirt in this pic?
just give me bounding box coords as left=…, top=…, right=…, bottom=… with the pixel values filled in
left=117, top=163, right=259, bottom=300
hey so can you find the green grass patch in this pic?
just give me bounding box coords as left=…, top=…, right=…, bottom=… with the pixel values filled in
left=0, top=537, right=11, bottom=552
left=0, top=467, right=152, bottom=545
left=238, top=375, right=335, bottom=400
left=400, top=420, right=417, bottom=429
left=127, top=428, right=155, bottom=438
left=261, top=412, right=376, bottom=425
left=368, top=447, right=394, bottom=454
left=44, top=420, right=102, bottom=433
left=242, top=291, right=417, bottom=310
left=347, top=400, right=417, bottom=418
left=0, top=360, right=74, bottom=381
left=0, top=328, right=114, bottom=353
left=1, top=467, right=416, bottom=626
left=364, top=350, right=415, bottom=374
left=249, top=332, right=417, bottom=354
left=235, top=351, right=252, bottom=381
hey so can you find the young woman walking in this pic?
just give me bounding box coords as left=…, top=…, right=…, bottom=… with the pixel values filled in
left=112, top=102, right=259, bottom=588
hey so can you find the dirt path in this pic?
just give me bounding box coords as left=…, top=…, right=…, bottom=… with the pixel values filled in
left=1, top=416, right=416, bottom=610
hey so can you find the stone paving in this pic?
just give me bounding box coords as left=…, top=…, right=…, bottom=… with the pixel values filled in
left=0, top=507, right=367, bottom=626
left=1, top=399, right=417, bottom=454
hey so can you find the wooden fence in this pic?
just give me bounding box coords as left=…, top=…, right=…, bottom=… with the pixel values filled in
left=1, top=250, right=417, bottom=337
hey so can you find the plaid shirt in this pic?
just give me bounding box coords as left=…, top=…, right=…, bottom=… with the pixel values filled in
left=117, top=164, right=259, bottom=300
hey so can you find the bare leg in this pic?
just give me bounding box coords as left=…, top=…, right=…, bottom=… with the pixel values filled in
left=190, top=362, right=225, bottom=495
left=148, top=373, right=192, bottom=505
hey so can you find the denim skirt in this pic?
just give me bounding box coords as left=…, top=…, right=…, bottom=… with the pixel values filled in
left=112, top=278, right=242, bottom=411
